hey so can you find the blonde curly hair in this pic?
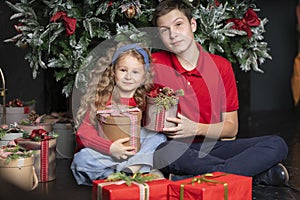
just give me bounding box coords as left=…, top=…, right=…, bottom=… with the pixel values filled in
left=75, top=42, right=153, bottom=128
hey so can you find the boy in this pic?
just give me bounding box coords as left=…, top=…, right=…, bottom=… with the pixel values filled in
left=151, top=0, right=289, bottom=186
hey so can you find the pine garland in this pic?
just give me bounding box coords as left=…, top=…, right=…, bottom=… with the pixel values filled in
left=4, top=0, right=271, bottom=96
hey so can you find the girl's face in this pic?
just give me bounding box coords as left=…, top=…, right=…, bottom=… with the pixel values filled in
left=114, top=54, right=146, bottom=98
left=156, top=9, right=196, bottom=56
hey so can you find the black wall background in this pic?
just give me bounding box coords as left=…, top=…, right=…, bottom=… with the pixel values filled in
left=251, top=0, right=298, bottom=112
left=0, top=1, right=299, bottom=115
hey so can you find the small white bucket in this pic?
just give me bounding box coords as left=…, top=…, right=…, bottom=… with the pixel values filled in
left=54, top=123, right=76, bottom=159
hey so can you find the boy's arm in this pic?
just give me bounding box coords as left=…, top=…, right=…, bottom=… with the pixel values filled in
left=163, top=110, right=238, bottom=139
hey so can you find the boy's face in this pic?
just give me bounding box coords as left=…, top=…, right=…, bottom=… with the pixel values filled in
left=156, top=9, right=196, bottom=55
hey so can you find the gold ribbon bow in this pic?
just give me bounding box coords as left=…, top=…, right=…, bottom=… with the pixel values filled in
left=179, top=173, right=228, bottom=200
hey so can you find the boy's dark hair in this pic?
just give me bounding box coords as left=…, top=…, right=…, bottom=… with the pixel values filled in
left=152, top=0, right=193, bottom=27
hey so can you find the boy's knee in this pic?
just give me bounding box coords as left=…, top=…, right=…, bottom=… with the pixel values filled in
left=267, top=135, right=288, bottom=159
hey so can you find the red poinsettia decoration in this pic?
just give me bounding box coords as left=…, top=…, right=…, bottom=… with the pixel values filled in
left=107, top=1, right=113, bottom=7
left=226, top=8, right=260, bottom=38
left=50, top=11, right=77, bottom=36
left=214, top=0, right=221, bottom=7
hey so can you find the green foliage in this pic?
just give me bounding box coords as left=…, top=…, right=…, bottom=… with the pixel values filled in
left=106, top=171, right=159, bottom=186
left=4, top=0, right=271, bottom=96
left=153, top=87, right=184, bottom=111
left=1, top=145, right=34, bottom=164
left=0, top=128, right=6, bottom=139
left=194, top=0, right=271, bottom=72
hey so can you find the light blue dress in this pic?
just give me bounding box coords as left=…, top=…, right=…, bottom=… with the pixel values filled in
left=70, top=127, right=166, bottom=186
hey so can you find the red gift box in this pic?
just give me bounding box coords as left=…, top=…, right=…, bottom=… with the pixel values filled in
left=168, top=172, right=252, bottom=200
left=92, top=178, right=171, bottom=200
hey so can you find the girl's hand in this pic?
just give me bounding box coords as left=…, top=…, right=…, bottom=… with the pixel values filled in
left=110, top=137, right=136, bottom=160
left=162, top=113, right=199, bottom=138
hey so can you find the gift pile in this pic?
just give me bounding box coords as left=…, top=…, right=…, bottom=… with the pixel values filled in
left=144, top=87, right=184, bottom=132
left=92, top=171, right=252, bottom=200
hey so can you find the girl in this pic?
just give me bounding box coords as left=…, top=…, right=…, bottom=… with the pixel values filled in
left=70, top=42, right=166, bottom=186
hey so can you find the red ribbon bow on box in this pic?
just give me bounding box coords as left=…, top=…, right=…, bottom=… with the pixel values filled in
left=29, top=129, right=54, bottom=141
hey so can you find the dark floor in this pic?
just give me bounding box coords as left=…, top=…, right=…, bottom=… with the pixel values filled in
left=1, top=109, right=300, bottom=200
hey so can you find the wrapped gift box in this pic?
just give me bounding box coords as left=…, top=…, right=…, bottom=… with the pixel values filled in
left=0, top=155, right=38, bottom=191
left=18, top=123, right=53, bottom=134
left=0, top=132, right=23, bottom=146
left=14, top=137, right=56, bottom=182
left=97, top=108, right=142, bottom=152
left=168, top=172, right=252, bottom=200
left=0, top=99, right=35, bottom=125
left=144, top=96, right=178, bottom=132
left=0, top=106, right=32, bottom=125
left=92, top=178, right=171, bottom=200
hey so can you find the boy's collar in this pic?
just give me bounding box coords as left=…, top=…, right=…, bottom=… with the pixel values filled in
left=170, top=43, right=202, bottom=76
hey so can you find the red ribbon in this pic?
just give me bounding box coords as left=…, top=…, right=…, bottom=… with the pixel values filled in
left=40, top=140, right=49, bottom=182
left=226, top=8, right=260, bottom=38
left=155, top=109, right=165, bottom=132
left=50, top=11, right=76, bottom=36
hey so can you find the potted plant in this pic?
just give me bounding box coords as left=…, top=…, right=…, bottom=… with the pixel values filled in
left=0, top=144, right=38, bottom=191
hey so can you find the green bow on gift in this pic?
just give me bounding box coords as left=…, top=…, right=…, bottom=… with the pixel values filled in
left=106, top=172, right=159, bottom=186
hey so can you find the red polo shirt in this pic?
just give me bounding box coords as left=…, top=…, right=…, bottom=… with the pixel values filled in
left=151, top=43, right=239, bottom=124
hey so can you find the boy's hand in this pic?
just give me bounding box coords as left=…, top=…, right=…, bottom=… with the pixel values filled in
left=163, top=113, right=198, bottom=138
left=110, top=137, right=136, bottom=160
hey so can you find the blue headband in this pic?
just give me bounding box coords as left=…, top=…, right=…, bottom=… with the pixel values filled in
left=112, top=44, right=150, bottom=71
